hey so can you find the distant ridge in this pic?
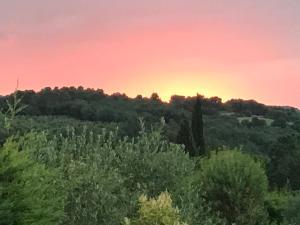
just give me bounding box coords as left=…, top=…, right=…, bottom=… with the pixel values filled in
left=1, top=87, right=299, bottom=110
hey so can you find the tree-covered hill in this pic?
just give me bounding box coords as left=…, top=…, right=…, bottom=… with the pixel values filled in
left=1, top=86, right=299, bottom=154
left=1, top=87, right=300, bottom=225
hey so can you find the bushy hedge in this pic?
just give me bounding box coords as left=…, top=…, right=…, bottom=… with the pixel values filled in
left=0, top=138, right=64, bottom=225
left=1, top=124, right=196, bottom=225
left=198, top=150, right=268, bottom=225
left=124, top=192, right=187, bottom=225
left=1, top=124, right=299, bottom=225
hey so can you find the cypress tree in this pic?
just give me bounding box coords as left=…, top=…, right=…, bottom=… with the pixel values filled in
left=177, top=117, right=194, bottom=156
left=191, top=95, right=206, bottom=156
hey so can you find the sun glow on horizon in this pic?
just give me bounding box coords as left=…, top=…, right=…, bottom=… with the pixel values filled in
left=121, top=71, right=234, bottom=103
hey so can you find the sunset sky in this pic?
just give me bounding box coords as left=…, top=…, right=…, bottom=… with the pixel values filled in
left=0, top=0, right=300, bottom=107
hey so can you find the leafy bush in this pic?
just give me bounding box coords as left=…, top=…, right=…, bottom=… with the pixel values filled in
left=1, top=88, right=300, bottom=225
left=284, top=192, right=300, bottom=225
left=124, top=192, right=188, bottom=225
left=173, top=174, right=225, bottom=225
left=9, top=122, right=194, bottom=225
left=62, top=158, right=127, bottom=225
left=264, top=191, right=290, bottom=224
left=267, top=135, right=300, bottom=190
left=114, top=126, right=194, bottom=197
left=0, top=138, right=64, bottom=225
left=14, top=129, right=129, bottom=225
left=198, top=150, right=268, bottom=225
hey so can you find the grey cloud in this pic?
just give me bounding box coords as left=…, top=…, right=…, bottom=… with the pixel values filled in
left=1, top=0, right=300, bottom=29
left=0, top=0, right=299, bottom=58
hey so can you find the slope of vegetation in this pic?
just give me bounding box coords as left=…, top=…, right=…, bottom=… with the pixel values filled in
left=1, top=87, right=299, bottom=153
left=0, top=87, right=300, bottom=225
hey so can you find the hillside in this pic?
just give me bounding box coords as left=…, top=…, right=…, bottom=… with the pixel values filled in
left=1, top=87, right=300, bottom=154
left=1, top=87, right=300, bottom=225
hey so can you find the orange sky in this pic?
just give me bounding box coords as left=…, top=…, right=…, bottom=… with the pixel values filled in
left=0, top=0, right=300, bottom=107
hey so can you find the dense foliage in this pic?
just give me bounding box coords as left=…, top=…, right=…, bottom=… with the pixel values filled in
left=124, top=192, right=187, bottom=225
left=0, top=87, right=300, bottom=225
left=1, top=87, right=299, bottom=155
left=1, top=123, right=196, bottom=225
left=0, top=139, right=64, bottom=225
left=284, top=192, right=300, bottom=225
left=198, top=150, right=268, bottom=225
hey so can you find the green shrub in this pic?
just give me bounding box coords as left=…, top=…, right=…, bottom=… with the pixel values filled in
left=265, top=191, right=290, bottom=224
left=198, top=150, right=268, bottom=225
left=124, top=192, right=188, bottom=225
left=264, top=191, right=300, bottom=225
left=0, top=138, right=64, bottom=225
left=114, top=128, right=194, bottom=197
left=284, top=192, right=300, bottom=225
left=62, top=159, right=127, bottom=225
left=15, top=130, right=129, bottom=225
left=11, top=124, right=194, bottom=225
left=173, top=174, right=225, bottom=225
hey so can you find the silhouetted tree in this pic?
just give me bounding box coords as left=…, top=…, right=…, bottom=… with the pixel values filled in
left=225, top=99, right=268, bottom=116
left=177, top=117, right=194, bottom=155
left=170, top=95, right=186, bottom=105
left=191, top=95, right=206, bottom=156
left=267, top=135, right=300, bottom=190
left=135, top=95, right=143, bottom=100
left=150, top=93, right=161, bottom=102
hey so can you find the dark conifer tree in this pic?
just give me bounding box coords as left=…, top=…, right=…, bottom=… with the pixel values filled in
left=191, top=94, right=206, bottom=156
left=177, top=117, right=194, bottom=156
